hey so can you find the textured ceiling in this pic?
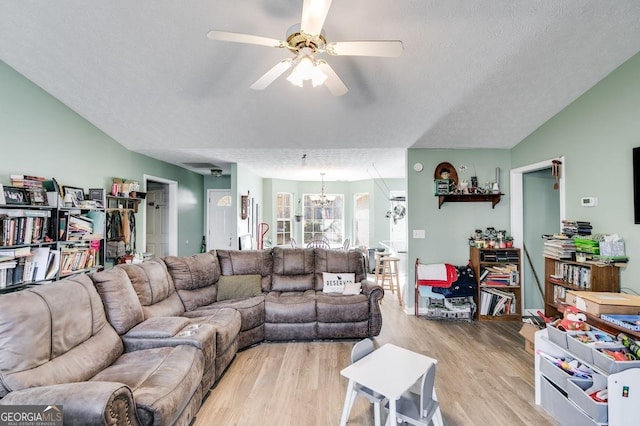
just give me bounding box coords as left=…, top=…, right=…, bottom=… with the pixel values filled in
left=1, top=1, right=640, bottom=181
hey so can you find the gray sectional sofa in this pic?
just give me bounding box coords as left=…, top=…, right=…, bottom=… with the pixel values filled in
left=0, top=247, right=384, bottom=425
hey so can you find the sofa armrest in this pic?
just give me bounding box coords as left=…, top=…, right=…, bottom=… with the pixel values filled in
left=0, top=381, right=139, bottom=425
left=361, top=279, right=384, bottom=336
left=361, top=278, right=384, bottom=300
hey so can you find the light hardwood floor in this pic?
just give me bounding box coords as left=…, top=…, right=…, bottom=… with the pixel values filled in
left=194, top=297, right=558, bottom=426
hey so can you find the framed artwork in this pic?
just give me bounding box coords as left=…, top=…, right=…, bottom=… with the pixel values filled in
left=88, top=188, right=105, bottom=208
left=28, top=188, right=48, bottom=206
left=2, top=186, right=30, bottom=205
left=63, top=186, right=84, bottom=202
left=240, top=195, right=249, bottom=220
left=0, top=184, right=5, bottom=205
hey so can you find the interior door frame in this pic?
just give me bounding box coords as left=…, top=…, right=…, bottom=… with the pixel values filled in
left=143, top=175, right=178, bottom=256
left=510, top=156, right=566, bottom=315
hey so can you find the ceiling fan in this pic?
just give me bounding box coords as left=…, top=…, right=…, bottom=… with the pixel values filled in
left=207, top=0, right=403, bottom=96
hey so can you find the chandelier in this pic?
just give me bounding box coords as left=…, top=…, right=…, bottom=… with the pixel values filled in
left=310, top=173, right=335, bottom=207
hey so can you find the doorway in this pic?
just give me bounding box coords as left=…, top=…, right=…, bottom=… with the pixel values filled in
left=207, top=189, right=234, bottom=250
left=510, top=157, right=565, bottom=315
left=143, top=175, right=178, bottom=256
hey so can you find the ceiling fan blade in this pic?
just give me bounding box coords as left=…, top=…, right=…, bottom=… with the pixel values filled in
left=250, top=59, right=293, bottom=90
left=317, top=62, right=348, bottom=96
left=326, top=41, right=404, bottom=57
left=207, top=30, right=285, bottom=48
left=301, top=0, right=333, bottom=36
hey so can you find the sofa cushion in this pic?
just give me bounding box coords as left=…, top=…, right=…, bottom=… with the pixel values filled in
left=118, top=259, right=186, bottom=318
left=91, top=345, right=204, bottom=426
left=271, top=247, right=315, bottom=292
left=0, top=275, right=123, bottom=396
left=91, top=267, right=145, bottom=335
left=343, top=282, right=362, bottom=295
left=316, top=293, right=370, bottom=322
left=265, top=290, right=317, bottom=323
left=314, top=248, right=366, bottom=291
left=164, top=251, right=220, bottom=311
left=217, top=274, right=263, bottom=301
left=217, top=249, right=273, bottom=291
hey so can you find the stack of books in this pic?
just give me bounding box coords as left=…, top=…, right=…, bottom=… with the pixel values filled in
left=10, top=175, right=48, bottom=205
left=479, top=265, right=519, bottom=286
left=561, top=220, right=592, bottom=236
left=543, top=236, right=576, bottom=260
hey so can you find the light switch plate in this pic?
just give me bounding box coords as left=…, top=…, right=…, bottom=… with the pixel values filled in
left=413, top=229, right=426, bottom=239
left=581, top=197, right=598, bottom=207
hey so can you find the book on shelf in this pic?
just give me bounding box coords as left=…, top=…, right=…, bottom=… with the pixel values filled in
left=479, top=264, right=519, bottom=286
left=45, top=249, right=60, bottom=280
left=480, top=287, right=516, bottom=316
left=31, top=246, right=50, bottom=282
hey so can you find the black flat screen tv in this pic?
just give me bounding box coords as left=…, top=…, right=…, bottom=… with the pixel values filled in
left=634, top=147, right=640, bottom=224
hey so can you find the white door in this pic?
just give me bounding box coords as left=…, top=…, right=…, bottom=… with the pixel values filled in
left=146, top=188, right=168, bottom=257
left=207, top=189, right=234, bottom=250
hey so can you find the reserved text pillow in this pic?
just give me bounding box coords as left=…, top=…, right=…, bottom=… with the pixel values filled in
left=217, top=274, right=263, bottom=301
left=322, top=272, right=355, bottom=294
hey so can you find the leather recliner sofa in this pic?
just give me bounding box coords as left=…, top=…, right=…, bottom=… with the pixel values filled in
left=0, top=247, right=384, bottom=425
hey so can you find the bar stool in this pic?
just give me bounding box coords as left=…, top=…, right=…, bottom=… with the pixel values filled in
left=375, top=254, right=403, bottom=306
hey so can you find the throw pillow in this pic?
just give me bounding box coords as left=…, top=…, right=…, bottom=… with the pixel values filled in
left=342, top=281, right=362, bottom=295
left=217, top=274, right=263, bottom=301
left=322, top=272, right=355, bottom=294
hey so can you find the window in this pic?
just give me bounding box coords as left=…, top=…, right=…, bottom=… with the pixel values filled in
left=303, top=194, right=344, bottom=246
left=353, top=193, right=370, bottom=248
left=276, top=193, right=292, bottom=246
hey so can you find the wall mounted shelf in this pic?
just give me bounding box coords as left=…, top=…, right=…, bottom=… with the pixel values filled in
left=437, top=193, right=503, bottom=209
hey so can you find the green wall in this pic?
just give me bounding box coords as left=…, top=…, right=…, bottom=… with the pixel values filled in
left=407, top=149, right=512, bottom=310
left=0, top=60, right=205, bottom=256
left=512, top=51, right=640, bottom=293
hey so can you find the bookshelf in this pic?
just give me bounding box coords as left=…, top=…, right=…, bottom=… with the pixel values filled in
left=56, top=205, right=106, bottom=279
left=0, top=204, right=57, bottom=293
left=543, top=256, right=620, bottom=318
left=470, top=246, right=522, bottom=321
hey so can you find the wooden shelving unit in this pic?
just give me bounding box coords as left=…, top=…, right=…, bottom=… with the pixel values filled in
left=437, top=193, right=502, bottom=209
left=544, top=256, right=620, bottom=318
left=470, top=246, right=521, bottom=321
left=106, top=195, right=142, bottom=213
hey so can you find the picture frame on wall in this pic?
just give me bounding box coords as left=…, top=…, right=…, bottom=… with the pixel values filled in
left=2, top=186, right=30, bottom=205
left=240, top=195, right=249, bottom=220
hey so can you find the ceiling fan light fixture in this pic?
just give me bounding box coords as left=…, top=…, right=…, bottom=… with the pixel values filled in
left=286, top=56, right=327, bottom=88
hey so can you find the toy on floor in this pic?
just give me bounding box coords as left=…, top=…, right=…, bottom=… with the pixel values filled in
left=553, top=306, right=590, bottom=332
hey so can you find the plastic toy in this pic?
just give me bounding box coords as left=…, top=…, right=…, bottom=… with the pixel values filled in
left=537, top=351, right=592, bottom=379
left=553, top=306, right=590, bottom=332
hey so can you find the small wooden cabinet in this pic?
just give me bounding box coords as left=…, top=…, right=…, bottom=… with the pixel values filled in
left=470, top=247, right=521, bottom=321
left=544, top=256, right=620, bottom=318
